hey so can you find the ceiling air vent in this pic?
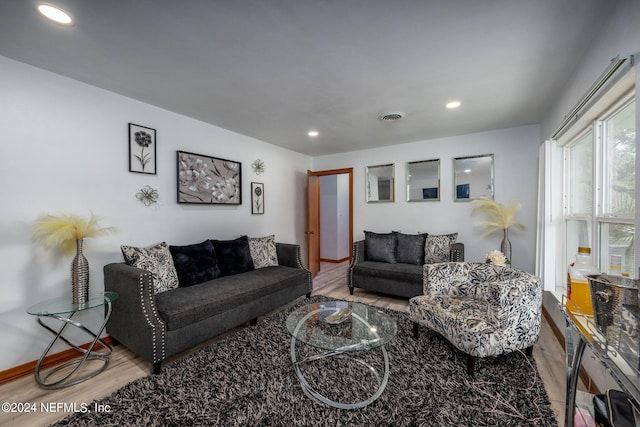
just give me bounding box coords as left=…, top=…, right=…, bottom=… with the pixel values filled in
left=378, top=111, right=404, bottom=121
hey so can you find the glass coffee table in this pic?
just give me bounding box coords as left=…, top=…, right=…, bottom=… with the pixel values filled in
left=286, top=301, right=397, bottom=409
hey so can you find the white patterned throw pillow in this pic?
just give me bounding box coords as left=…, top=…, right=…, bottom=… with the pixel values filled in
left=121, top=242, right=179, bottom=294
left=248, top=235, right=279, bottom=268
left=424, top=233, right=458, bottom=264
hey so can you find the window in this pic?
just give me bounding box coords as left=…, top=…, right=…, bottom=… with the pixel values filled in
left=563, top=96, right=636, bottom=277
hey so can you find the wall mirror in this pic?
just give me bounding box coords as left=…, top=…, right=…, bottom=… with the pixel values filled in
left=453, top=154, right=494, bottom=201
left=366, top=164, right=395, bottom=202
left=406, top=159, right=440, bottom=201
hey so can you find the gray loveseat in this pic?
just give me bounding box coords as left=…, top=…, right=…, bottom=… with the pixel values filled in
left=348, top=232, right=464, bottom=298
left=104, top=241, right=311, bottom=373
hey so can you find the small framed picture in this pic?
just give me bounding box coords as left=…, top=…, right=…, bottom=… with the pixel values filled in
left=177, top=151, right=241, bottom=204
left=129, top=123, right=157, bottom=174
left=251, top=182, right=264, bottom=214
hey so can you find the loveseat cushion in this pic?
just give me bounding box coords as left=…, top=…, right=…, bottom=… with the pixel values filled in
left=155, top=266, right=307, bottom=331
left=364, top=231, right=397, bottom=263
left=169, top=240, right=221, bottom=287
left=396, top=232, right=427, bottom=265
left=351, top=261, right=422, bottom=284
left=211, top=236, right=255, bottom=276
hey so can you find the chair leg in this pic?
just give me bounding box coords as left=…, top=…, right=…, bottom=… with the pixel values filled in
left=348, top=286, right=354, bottom=295
left=467, top=355, right=476, bottom=376
left=412, top=322, right=419, bottom=339
left=525, top=346, right=533, bottom=356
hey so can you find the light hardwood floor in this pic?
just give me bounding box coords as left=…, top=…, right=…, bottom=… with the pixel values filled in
left=0, top=262, right=567, bottom=426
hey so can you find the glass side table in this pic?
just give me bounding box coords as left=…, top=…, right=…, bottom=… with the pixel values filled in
left=26, top=291, right=118, bottom=389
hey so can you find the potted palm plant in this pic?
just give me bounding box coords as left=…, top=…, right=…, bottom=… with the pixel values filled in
left=470, top=198, right=525, bottom=265
left=33, top=212, right=115, bottom=303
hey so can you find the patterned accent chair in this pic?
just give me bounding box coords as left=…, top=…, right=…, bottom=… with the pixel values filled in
left=409, top=262, right=542, bottom=375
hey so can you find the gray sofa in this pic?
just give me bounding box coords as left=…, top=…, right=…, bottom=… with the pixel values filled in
left=348, top=236, right=464, bottom=298
left=104, top=242, right=311, bottom=373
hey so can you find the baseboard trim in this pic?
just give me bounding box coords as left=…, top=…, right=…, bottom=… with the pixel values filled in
left=0, top=336, right=113, bottom=385
left=542, top=306, right=599, bottom=395
left=320, top=257, right=350, bottom=263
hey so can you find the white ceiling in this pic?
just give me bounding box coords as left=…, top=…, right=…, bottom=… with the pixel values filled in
left=0, top=0, right=615, bottom=156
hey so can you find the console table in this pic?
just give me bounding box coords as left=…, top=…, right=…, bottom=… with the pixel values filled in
left=562, top=297, right=640, bottom=426
left=26, top=291, right=118, bottom=389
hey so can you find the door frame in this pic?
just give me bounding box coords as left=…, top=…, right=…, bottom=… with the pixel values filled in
left=307, top=168, right=353, bottom=276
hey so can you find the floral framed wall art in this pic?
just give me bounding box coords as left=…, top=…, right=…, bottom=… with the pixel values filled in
left=251, top=182, right=264, bottom=214
left=129, top=123, right=156, bottom=174
left=177, top=150, right=241, bottom=204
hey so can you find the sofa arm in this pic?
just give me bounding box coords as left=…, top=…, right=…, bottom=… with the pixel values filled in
left=449, top=242, right=464, bottom=262
left=103, top=263, right=167, bottom=364
left=349, top=240, right=365, bottom=268
left=276, top=243, right=306, bottom=270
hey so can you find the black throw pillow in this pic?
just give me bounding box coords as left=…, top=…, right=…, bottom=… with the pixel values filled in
left=169, top=240, right=221, bottom=287
left=396, top=232, right=428, bottom=265
left=210, top=235, right=255, bottom=276
left=364, top=231, right=397, bottom=263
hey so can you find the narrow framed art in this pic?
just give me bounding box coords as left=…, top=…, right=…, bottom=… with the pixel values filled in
left=251, top=182, right=264, bottom=214
left=176, top=150, right=241, bottom=204
left=129, top=123, right=156, bottom=174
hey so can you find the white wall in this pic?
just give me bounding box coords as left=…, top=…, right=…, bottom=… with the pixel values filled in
left=541, top=0, right=640, bottom=139
left=312, top=125, right=541, bottom=272
left=0, top=56, right=310, bottom=371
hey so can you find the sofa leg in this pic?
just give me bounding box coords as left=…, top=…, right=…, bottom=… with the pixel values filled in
left=348, top=286, right=354, bottom=295
left=305, top=292, right=311, bottom=299
left=250, top=318, right=258, bottom=326
left=525, top=346, right=534, bottom=356
left=412, top=322, right=419, bottom=339
left=467, top=355, right=476, bottom=376
left=152, top=361, right=161, bottom=375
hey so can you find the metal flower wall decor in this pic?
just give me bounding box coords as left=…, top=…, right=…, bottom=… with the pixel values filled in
left=251, top=159, right=265, bottom=175
left=136, top=185, right=159, bottom=206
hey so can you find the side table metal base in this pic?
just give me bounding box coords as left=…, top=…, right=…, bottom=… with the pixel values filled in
left=34, top=301, right=113, bottom=389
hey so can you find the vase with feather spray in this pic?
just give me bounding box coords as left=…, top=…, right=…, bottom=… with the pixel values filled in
left=470, top=198, right=524, bottom=266
left=33, top=212, right=115, bottom=304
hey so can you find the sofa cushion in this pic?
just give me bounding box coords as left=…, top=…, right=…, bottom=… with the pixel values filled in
left=211, top=236, right=255, bottom=276
left=248, top=235, right=279, bottom=268
left=364, top=231, right=397, bottom=263
left=396, top=233, right=427, bottom=265
left=425, top=233, right=458, bottom=263
left=121, top=242, right=179, bottom=294
left=155, top=266, right=307, bottom=331
left=169, top=240, right=221, bottom=287
left=351, top=261, right=422, bottom=284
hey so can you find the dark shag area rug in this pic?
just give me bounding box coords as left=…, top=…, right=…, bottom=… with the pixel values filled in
left=52, top=296, right=558, bottom=427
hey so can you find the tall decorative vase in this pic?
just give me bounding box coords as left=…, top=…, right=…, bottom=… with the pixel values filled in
left=501, top=228, right=512, bottom=266
left=71, top=238, right=89, bottom=304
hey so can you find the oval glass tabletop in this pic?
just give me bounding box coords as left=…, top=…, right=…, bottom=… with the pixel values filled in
left=286, top=301, right=397, bottom=352
left=27, top=291, right=119, bottom=316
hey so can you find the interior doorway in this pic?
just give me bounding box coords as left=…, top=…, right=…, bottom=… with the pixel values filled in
left=306, top=168, right=353, bottom=276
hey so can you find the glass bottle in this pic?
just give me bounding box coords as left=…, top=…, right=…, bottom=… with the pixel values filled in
left=567, top=247, right=600, bottom=315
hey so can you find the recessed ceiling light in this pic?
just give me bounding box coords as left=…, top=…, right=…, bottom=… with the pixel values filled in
left=446, top=101, right=461, bottom=109
left=37, top=4, right=73, bottom=25
left=307, top=130, right=319, bottom=137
